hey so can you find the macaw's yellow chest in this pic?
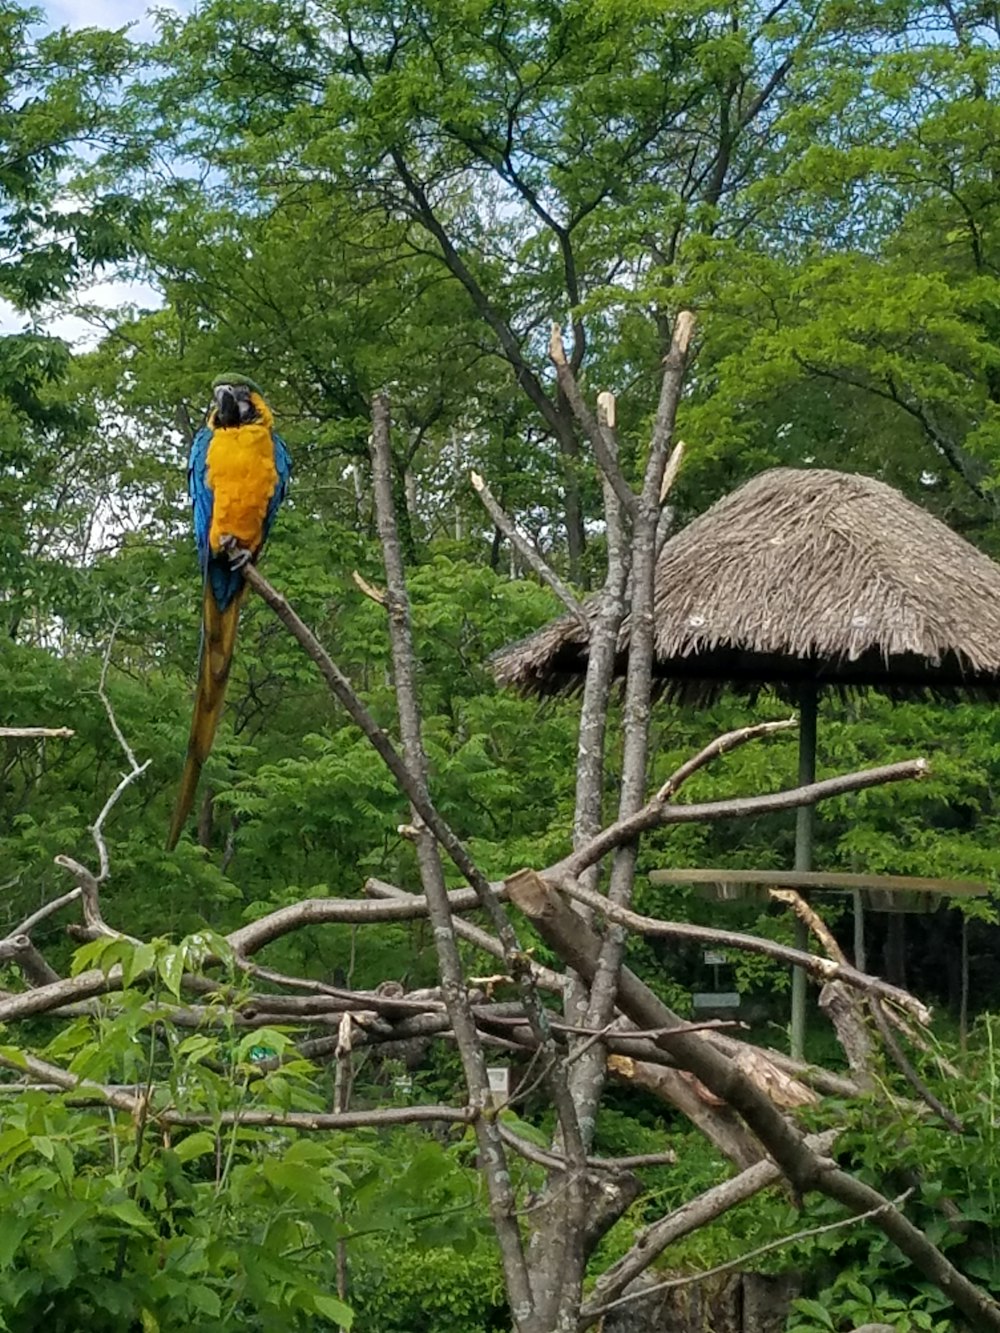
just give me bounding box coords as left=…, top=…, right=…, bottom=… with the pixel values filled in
left=206, top=423, right=279, bottom=554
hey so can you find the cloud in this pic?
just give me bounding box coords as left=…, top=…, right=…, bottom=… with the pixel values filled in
left=43, top=0, right=190, bottom=40
left=0, top=277, right=163, bottom=349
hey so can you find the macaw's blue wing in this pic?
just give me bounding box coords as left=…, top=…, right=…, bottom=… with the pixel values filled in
left=188, top=425, right=214, bottom=573
left=264, top=431, right=292, bottom=543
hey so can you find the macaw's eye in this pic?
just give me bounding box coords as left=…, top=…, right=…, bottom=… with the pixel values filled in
left=237, top=393, right=257, bottom=422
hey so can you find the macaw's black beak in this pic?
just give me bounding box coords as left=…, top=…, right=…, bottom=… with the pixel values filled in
left=213, top=383, right=240, bottom=428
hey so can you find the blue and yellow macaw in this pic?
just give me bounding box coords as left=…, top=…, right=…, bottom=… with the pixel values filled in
left=166, top=374, right=291, bottom=850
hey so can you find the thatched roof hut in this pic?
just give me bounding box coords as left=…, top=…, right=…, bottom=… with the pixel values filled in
left=493, top=468, right=1000, bottom=702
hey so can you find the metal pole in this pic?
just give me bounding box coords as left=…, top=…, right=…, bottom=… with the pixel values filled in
left=852, top=887, right=866, bottom=972
left=791, top=683, right=818, bottom=1061
left=960, top=913, right=969, bottom=1052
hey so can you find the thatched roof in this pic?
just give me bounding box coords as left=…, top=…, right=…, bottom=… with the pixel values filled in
left=492, top=468, right=1000, bottom=703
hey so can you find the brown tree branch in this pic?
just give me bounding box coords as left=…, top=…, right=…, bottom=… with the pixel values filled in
left=544, top=872, right=930, bottom=1022
left=578, top=1127, right=841, bottom=1322
left=770, top=888, right=845, bottom=963
left=469, top=469, right=589, bottom=629
left=508, top=871, right=1000, bottom=1331
left=369, top=393, right=539, bottom=1326
left=164, top=1104, right=479, bottom=1130
left=869, top=998, right=964, bottom=1133
left=91, top=628, right=150, bottom=882
left=0, top=935, right=61, bottom=987
left=587, top=1189, right=914, bottom=1322
left=10, top=887, right=82, bottom=937
left=238, top=560, right=521, bottom=951
left=497, top=1124, right=677, bottom=1175
left=365, top=879, right=566, bottom=992
left=0, top=727, right=74, bottom=739
left=557, top=758, right=930, bottom=881
left=549, top=324, right=636, bottom=516
left=608, top=1056, right=765, bottom=1170
left=0, top=967, right=121, bottom=1022
left=0, top=1047, right=139, bottom=1114
left=656, top=718, right=797, bottom=800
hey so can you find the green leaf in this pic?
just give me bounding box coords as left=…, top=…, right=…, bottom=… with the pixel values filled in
left=0, top=1216, right=30, bottom=1270
left=790, top=1299, right=836, bottom=1329
left=102, top=1199, right=154, bottom=1232
left=157, top=945, right=186, bottom=998
left=123, top=941, right=157, bottom=986
left=50, top=1200, right=91, bottom=1247
left=313, top=1293, right=353, bottom=1326
left=173, top=1132, right=217, bottom=1163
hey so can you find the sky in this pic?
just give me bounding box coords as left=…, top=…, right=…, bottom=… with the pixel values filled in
left=0, top=0, right=191, bottom=345
left=45, top=0, right=183, bottom=42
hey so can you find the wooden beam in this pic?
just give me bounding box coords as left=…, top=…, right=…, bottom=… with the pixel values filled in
left=648, top=868, right=989, bottom=897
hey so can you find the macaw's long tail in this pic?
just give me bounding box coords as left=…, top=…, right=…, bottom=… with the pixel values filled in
left=166, top=583, right=245, bottom=850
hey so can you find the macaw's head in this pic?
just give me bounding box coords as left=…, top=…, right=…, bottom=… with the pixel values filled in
left=209, top=374, right=273, bottom=429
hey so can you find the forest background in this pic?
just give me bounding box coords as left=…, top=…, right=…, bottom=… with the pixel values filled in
left=5, top=0, right=1000, bottom=1329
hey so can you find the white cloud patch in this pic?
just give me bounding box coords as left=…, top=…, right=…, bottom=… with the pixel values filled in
left=43, top=0, right=188, bottom=40
left=0, top=276, right=163, bottom=348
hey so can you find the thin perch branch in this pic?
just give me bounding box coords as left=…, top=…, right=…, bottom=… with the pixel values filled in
left=368, top=393, right=538, bottom=1325
left=548, top=871, right=930, bottom=1022
left=470, top=469, right=589, bottom=630
left=579, top=1128, right=842, bottom=1321
left=549, top=323, right=637, bottom=516
left=559, top=758, right=930, bottom=880
left=0, top=727, right=74, bottom=739
left=869, top=998, right=964, bottom=1133
left=585, top=1189, right=914, bottom=1321
left=655, top=718, right=796, bottom=800
left=97, top=625, right=139, bottom=772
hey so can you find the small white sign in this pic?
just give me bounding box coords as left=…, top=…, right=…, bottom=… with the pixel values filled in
left=692, top=992, right=741, bottom=1009
left=704, top=951, right=727, bottom=966
left=487, top=1066, right=510, bottom=1105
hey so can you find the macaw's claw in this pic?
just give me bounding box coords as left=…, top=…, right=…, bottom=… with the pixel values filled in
left=219, top=535, right=253, bottom=569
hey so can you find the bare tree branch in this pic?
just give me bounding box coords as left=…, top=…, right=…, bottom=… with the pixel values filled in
left=583, top=308, right=694, bottom=1046
left=239, top=561, right=516, bottom=936
left=770, top=887, right=847, bottom=964
left=470, top=469, right=589, bottom=629
left=656, top=718, right=797, bottom=800
left=164, top=1105, right=478, bottom=1131
left=497, top=1123, right=677, bottom=1174
left=869, top=998, right=964, bottom=1133
left=586, top=1189, right=914, bottom=1323
left=558, top=758, right=930, bottom=881
left=351, top=569, right=386, bottom=605
left=369, top=393, right=539, bottom=1326
left=0, top=935, right=60, bottom=986
left=543, top=871, right=931, bottom=1021
left=508, top=870, right=1000, bottom=1332
left=549, top=324, right=636, bottom=516
left=580, top=1127, right=841, bottom=1322
left=97, top=626, right=139, bottom=772
left=366, top=879, right=566, bottom=992
left=0, top=966, right=122, bottom=1023
left=0, top=1048, right=141, bottom=1113
left=0, top=727, right=74, bottom=739
left=8, top=887, right=81, bottom=938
